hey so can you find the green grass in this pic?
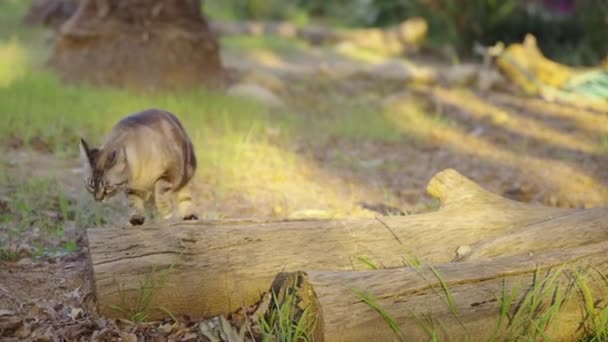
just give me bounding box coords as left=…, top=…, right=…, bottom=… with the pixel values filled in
left=355, top=255, right=381, bottom=270
left=599, top=134, right=608, bottom=155
left=221, top=35, right=311, bottom=56
left=0, top=0, right=33, bottom=34
left=205, top=1, right=242, bottom=21
left=495, top=266, right=569, bottom=341
left=204, top=0, right=311, bottom=26
left=353, top=288, right=409, bottom=341
left=575, top=267, right=608, bottom=341
left=0, top=176, right=114, bottom=260
left=0, top=0, right=52, bottom=66
left=428, top=265, right=467, bottom=332
left=327, top=108, right=402, bottom=142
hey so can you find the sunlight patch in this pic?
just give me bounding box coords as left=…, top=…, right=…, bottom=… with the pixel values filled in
left=0, top=38, right=27, bottom=87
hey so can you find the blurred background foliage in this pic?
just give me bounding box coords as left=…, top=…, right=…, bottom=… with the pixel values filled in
left=207, top=0, right=608, bottom=66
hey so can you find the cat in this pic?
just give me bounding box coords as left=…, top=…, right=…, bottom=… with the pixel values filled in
left=79, top=108, right=198, bottom=225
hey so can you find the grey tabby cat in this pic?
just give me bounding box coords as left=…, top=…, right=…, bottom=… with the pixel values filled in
left=79, top=108, right=198, bottom=225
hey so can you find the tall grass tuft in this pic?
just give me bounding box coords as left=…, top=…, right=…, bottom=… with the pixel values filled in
left=353, top=288, right=408, bottom=341
left=575, top=267, right=608, bottom=341
left=259, top=273, right=315, bottom=342
left=109, top=261, right=177, bottom=323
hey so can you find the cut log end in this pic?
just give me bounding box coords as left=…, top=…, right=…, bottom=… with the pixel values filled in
left=270, top=271, right=323, bottom=342
left=426, top=168, right=488, bottom=205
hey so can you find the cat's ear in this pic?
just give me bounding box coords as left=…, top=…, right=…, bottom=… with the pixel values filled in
left=79, top=138, right=95, bottom=172
left=113, top=146, right=128, bottom=170
left=79, top=137, right=89, bottom=160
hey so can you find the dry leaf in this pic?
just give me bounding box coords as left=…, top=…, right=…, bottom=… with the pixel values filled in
left=65, top=287, right=81, bottom=300
left=179, top=332, right=198, bottom=341
left=14, top=322, right=31, bottom=338
left=69, top=307, right=83, bottom=320
left=158, top=322, right=174, bottom=334
left=250, top=293, right=271, bottom=323
left=219, top=315, right=244, bottom=342
left=0, top=310, right=22, bottom=330
left=199, top=321, right=220, bottom=342
left=119, top=331, right=138, bottom=342
left=0, top=309, right=15, bottom=316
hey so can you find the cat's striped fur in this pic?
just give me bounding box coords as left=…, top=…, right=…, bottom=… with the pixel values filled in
left=79, top=108, right=198, bottom=225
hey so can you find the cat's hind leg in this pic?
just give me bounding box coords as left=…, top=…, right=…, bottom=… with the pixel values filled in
left=154, top=178, right=175, bottom=220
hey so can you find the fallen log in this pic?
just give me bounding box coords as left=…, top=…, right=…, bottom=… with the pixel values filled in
left=86, top=169, right=608, bottom=320
left=273, top=241, right=608, bottom=341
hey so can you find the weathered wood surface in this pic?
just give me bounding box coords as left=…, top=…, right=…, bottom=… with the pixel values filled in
left=274, top=241, right=608, bottom=342
left=86, top=168, right=608, bottom=320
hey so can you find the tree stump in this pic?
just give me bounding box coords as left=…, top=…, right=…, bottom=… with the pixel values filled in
left=48, top=0, right=223, bottom=90
left=86, top=168, right=608, bottom=329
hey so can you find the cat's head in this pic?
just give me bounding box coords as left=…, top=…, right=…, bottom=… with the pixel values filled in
left=79, top=137, right=128, bottom=202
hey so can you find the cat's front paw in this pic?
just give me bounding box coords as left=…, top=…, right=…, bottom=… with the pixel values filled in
left=182, top=214, right=199, bottom=221
left=129, top=215, right=145, bottom=226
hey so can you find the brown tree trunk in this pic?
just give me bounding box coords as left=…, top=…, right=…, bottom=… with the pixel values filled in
left=86, top=169, right=608, bottom=322
left=48, top=0, right=223, bottom=90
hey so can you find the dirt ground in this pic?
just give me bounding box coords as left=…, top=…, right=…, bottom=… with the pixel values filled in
left=1, top=34, right=608, bottom=340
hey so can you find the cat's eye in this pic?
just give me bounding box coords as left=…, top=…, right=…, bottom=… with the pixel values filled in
left=106, top=150, right=117, bottom=166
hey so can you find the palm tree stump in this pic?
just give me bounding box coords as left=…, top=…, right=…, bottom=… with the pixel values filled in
left=48, top=0, right=223, bottom=89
